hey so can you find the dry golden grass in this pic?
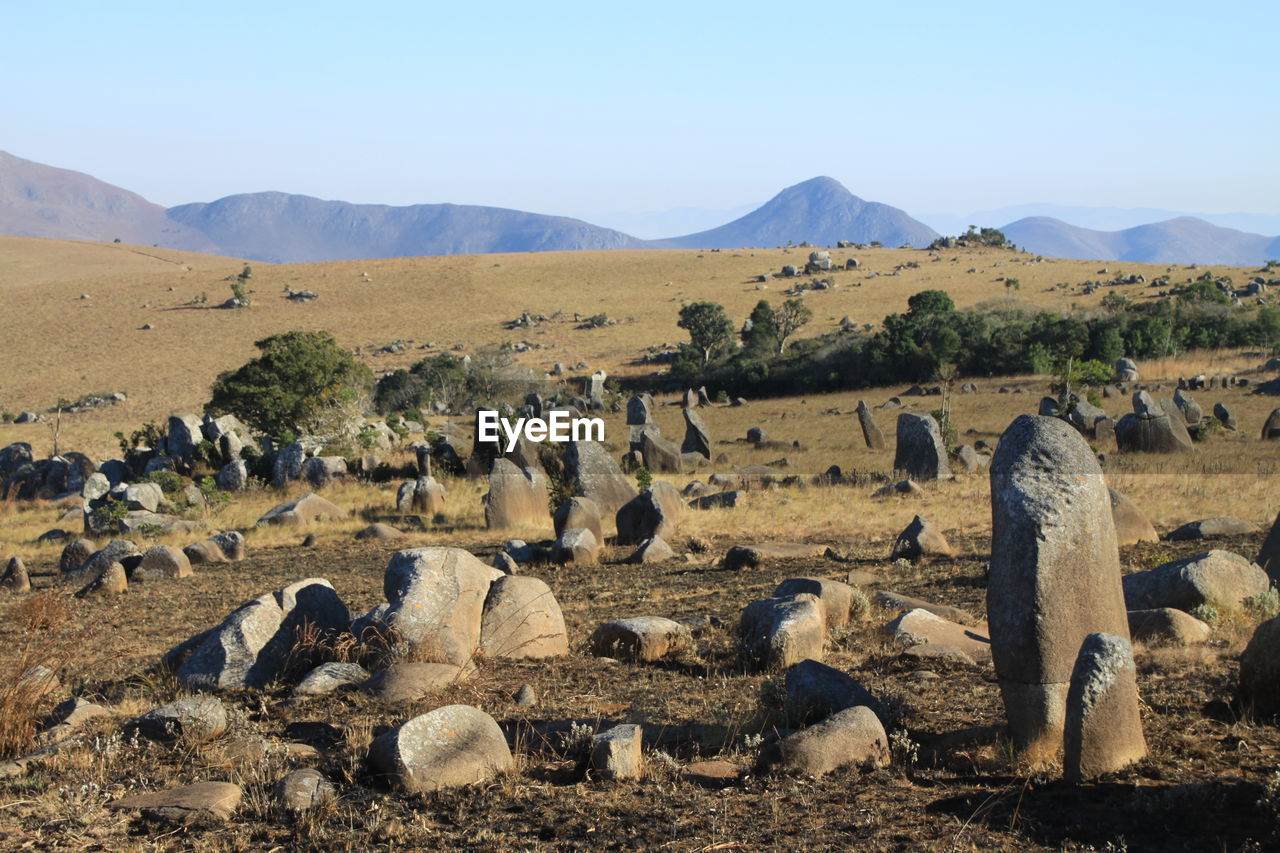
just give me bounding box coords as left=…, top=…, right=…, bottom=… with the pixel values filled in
left=3, top=234, right=1270, bottom=460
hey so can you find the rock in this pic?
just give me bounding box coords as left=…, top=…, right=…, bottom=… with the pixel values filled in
left=82, top=472, right=110, bottom=501
left=292, top=662, right=370, bottom=697
left=856, top=400, right=885, bottom=450
left=1122, top=550, right=1268, bottom=611
left=368, top=705, right=513, bottom=793
left=589, top=616, right=691, bottom=662
left=397, top=476, right=446, bottom=514
left=484, top=459, right=551, bottom=530
left=1, top=556, right=30, bottom=593
left=893, top=413, right=950, bottom=481
left=123, top=482, right=164, bottom=513
left=1264, top=408, right=1280, bottom=440
left=553, top=496, right=604, bottom=546
left=1127, top=609, right=1211, bottom=645
left=1115, top=392, right=1195, bottom=453
left=175, top=578, right=349, bottom=690
left=774, top=578, right=856, bottom=628
left=76, top=561, right=126, bottom=597
left=899, top=644, right=976, bottom=665
left=1213, top=402, right=1237, bottom=430
left=1240, top=616, right=1280, bottom=716
left=355, top=522, right=404, bottom=541
left=640, top=428, right=683, bottom=474
left=363, top=662, right=468, bottom=703
left=216, top=460, right=247, bottom=492
left=126, top=696, right=227, bottom=742
left=883, top=609, right=991, bottom=662
left=133, top=545, right=192, bottom=580
left=591, top=724, right=643, bottom=780
left=1063, top=633, right=1146, bottom=781
left=616, top=482, right=682, bottom=545
left=784, top=659, right=882, bottom=723
left=626, top=394, right=653, bottom=426
left=275, top=768, right=335, bottom=813
left=551, top=527, right=600, bottom=565
left=888, top=515, right=956, bottom=561
left=271, top=442, right=306, bottom=488
left=689, top=490, right=745, bottom=510
left=257, top=493, right=345, bottom=526
left=563, top=440, right=637, bottom=522
left=107, top=782, right=242, bottom=822
left=1109, top=489, right=1158, bottom=546
left=988, top=415, right=1129, bottom=762
left=1115, top=358, right=1139, bottom=382
left=67, top=539, right=140, bottom=584
left=740, top=594, right=827, bottom=671
left=1259, top=512, right=1280, bottom=585
left=479, top=575, right=568, bottom=659
left=513, top=683, right=537, bottom=707
left=166, top=414, right=205, bottom=463
left=756, top=706, right=888, bottom=777
left=871, top=479, right=925, bottom=498
left=379, top=548, right=502, bottom=666
left=624, top=536, right=676, bottom=564
left=1173, top=389, right=1203, bottom=426
left=873, top=591, right=975, bottom=625
left=1167, top=517, right=1260, bottom=540
left=681, top=760, right=746, bottom=788
left=952, top=444, right=986, bottom=474
left=681, top=408, right=712, bottom=460
left=184, top=539, right=228, bottom=565
left=746, top=426, right=768, bottom=445
left=723, top=542, right=826, bottom=570
left=59, top=539, right=95, bottom=575
left=302, top=456, right=347, bottom=488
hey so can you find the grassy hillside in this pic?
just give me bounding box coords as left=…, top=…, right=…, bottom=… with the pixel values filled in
left=0, top=235, right=1269, bottom=458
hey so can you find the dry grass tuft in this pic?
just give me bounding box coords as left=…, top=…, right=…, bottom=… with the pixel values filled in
left=0, top=593, right=86, bottom=758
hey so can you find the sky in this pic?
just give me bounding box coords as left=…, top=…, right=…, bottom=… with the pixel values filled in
left=5, top=0, right=1278, bottom=227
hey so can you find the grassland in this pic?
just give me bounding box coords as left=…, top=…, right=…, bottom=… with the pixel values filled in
left=0, top=234, right=1258, bottom=460
left=0, top=237, right=1278, bottom=851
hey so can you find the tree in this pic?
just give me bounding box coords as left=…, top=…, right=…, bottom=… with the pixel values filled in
left=907, top=290, right=956, bottom=316
left=206, top=331, right=372, bottom=439
left=743, top=300, right=779, bottom=355
left=678, top=302, right=735, bottom=366
left=771, top=298, right=813, bottom=355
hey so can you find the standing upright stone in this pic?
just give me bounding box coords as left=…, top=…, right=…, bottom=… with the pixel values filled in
left=1116, top=392, right=1194, bottom=453
left=1173, top=389, right=1202, bottom=426
left=988, top=415, right=1129, bottom=763
left=1063, top=633, right=1146, bottom=781
left=893, top=413, right=949, bottom=481
left=681, top=408, right=712, bottom=461
left=626, top=394, right=653, bottom=452
left=563, top=440, right=638, bottom=523
left=856, top=401, right=885, bottom=450
left=1263, top=408, right=1280, bottom=440
left=484, top=459, right=550, bottom=530
left=272, top=442, right=306, bottom=488
left=588, top=371, right=607, bottom=408
left=682, top=389, right=697, bottom=409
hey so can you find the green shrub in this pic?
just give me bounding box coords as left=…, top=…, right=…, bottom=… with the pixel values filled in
left=146, top=470, right=183, bottom=494
left=1189, top=603, right=1220, bottom=626
left=635, top=467, right=653, bottom=491
left=1245, top=589, right=1280, bottom=622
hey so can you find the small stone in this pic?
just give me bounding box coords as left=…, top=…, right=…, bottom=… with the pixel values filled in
left=293, top=662, right=371, bottom=697
left=275, top=768, right=335, bottom=813
left=514, top=684, right=537, bottom=707
left=363, top=662, right=468, bottom=704
left=591, top=723, right=643, bottom=780
left=127, top=696, right=228, bottom=742
left=107, top=782, right=242, bottom=822
left=756, top=706, right=888, bottom=777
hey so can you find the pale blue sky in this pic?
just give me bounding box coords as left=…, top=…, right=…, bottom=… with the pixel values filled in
left=5, top=0, right=1276, bottom=224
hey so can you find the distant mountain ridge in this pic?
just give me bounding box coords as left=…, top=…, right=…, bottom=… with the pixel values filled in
left=1001, top=216, right=1280, bottom=265
left=0, top=151, right=216, bottom=251
left=659, top=177, right=939, bottom=249
left=166, top=192, right=649, bottom=263
left=1, top=151, right=1276, bottom=265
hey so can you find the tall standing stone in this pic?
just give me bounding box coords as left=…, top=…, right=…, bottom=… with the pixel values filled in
left=1115, top=392, right=1194, bottom=453
left=681, top=408, right=712, bottom=460
left=563, top=440, right=637, bottom=523
left=856, top=401, right=885, bottom=450
left=1063, top=633, right=1146, bottom=781
left=988, top=415, right=1129, bottom=763
left=893, top=413, right=949, bottom=481
left=626, top=394, right=653, bottom=452
left=483, top=459, right=550, bottom=530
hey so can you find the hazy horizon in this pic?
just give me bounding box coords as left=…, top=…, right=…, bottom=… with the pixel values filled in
left=6, top=0, right=1277, bottom=220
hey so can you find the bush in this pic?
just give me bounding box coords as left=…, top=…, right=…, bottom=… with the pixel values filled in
left=206, top=331, right=372, bottom=440
left=146, top=470, right=183, bottom=494
left=373, top=348, right=535, bottom=414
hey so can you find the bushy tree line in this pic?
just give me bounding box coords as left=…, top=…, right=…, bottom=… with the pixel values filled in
left=673, top=290, right=1280, bottom=398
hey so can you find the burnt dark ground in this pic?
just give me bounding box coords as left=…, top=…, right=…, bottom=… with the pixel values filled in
left=0, top=531, right=1275, bottom=852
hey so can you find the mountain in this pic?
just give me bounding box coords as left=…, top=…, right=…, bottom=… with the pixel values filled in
left=1001, top=216, right=1280, bottom=265
left=662, top=177, right=939, bottom=249
left=920, top=204, right=1280, bottom=238
left=581, top=202, right=761, bottom=240
left=165, top=193, right=649, bottom=263
left=0, top=151, right=217, bottom=251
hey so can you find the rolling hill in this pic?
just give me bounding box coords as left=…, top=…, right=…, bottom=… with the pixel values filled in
left=0, top=151, right=217, bottom=252
left=1001, top=216, right=1280, bottom=265
left=661, top=177, right=940, bottom=249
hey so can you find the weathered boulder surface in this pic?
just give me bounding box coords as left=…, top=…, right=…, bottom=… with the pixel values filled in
left=888, top=515, right=956, bottom=561
left=256, top=493, right=345, bottom=526
left=893, top=413, right=949, bottom=481
left=589, top=616, right=691, bottom=662
left=988, top=415, right=1129, bottom=762
left=479, top=575, right=568, bottom=659
left=1063, top=633, right=1146, bottom=781
left=740, top=594, right=827, bottom=671
left=1109, top=489, right=1159, bottom=546
left=379, top=548, right=503, bottom=666
left=1122, top=550, right=1268, bottom=611
left=369, top=705, right=513, bottom=793
left=756, top=706, right=888, bottom=777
